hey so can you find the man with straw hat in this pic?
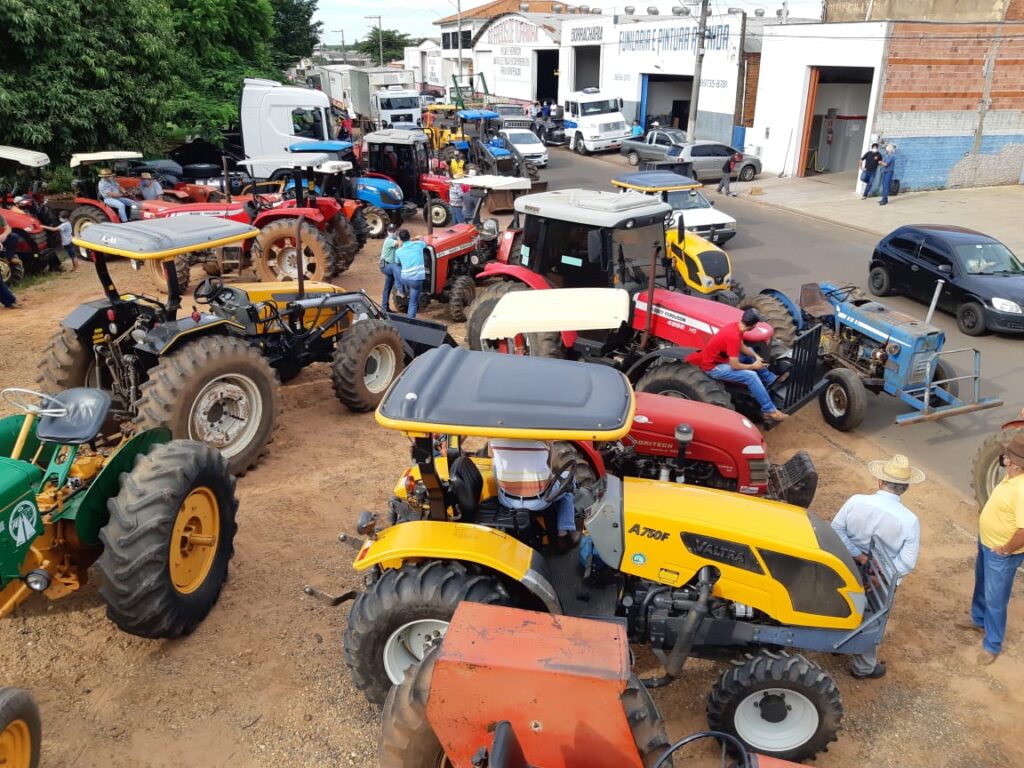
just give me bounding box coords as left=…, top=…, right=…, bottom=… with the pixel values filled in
left=96, top=168, right=137, bottom=222
left=832, top=453, right=925, bottom=679
left=956, top=433, right=1024, bottom=665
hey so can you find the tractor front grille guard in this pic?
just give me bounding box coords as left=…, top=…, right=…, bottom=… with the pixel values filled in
left=778, top=324, right=823, bottom=411
left=895, top=346, right=1003, bottom=425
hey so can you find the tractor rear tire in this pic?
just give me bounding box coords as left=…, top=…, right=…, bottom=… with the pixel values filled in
left=817, top=368, right=867, bottom=432
left=868, top=266, right=892, bottom=297
left=466, top=281, right=527, bottom=350
left=331, top=319, right=405, bottom=412
left=69, top=205, right=108, bottom=239
left=635, top=363, right=734, bottom=411
left=141, top=256, right=191, bottom=295
left=552, top=442, right=600, bottom=494
left=0, top=256, right=25, bottom=286
left=971, top=425, right=1021, bottom=508
left=37, top=328, right=97, bottom=393
left=252, top=219, right=335, bottom=283
left=132, top=335, right=281, bottom=476
left=447, top=275, right=476, bottom=322
left=364, top=206, right=389, bottom=239
left=0, top=687, right=41, bottom=768
left=97, top=440, right=238, bottom=638
left=740, top=294, right=798, bottom=348
left=344, top=560, right=511, bottom=706
left=729, top=278, right=746, bottom=302
left=351, top=208, right=370, bottom=249
left=331, top=213, right=361, bottom=274
left=707, top=650, right=842, bottom=763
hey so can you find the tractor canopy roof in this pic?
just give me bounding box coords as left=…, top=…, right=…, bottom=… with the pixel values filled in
left=424, top=104, right=457, bottom=113
left=365, top=129, right=428, bottom=146
left=611, top=172, right=701, bottom=193
left=457, top=109, right=500, bottom=121
left=460, top=174, right=531, bottom=191
left=481, top=288, right=631, bottom=340
left=237, top=153, right=331, bottom=171
left=514, top=189, right=671, bottom=229
left=73, top=218, right=258, bottom=260
left=376, top=345, right=635, bottom=441
left=70, top=151, right=144, bottom=168
left=288, top=140, right=354, bottom=153
left=0, top=145, right=50, bottom=167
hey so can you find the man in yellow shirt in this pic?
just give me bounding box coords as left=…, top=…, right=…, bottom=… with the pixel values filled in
left=449, top=152, right=466, bottom=179
left=956, top=433, right=1024, bottom=665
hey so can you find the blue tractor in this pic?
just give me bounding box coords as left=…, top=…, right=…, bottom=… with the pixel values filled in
left=284, top=141, right=408, bottom=238
left=741, top=281, right=1003, bottom=428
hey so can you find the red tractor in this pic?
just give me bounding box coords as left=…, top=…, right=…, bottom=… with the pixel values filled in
left=362, top=129, right=458, bottom=227
left=467, top=190, right=861, bottom=432
left=68, top=152, right=362, bottom=289
left=0, top=146, right=63, bottom=283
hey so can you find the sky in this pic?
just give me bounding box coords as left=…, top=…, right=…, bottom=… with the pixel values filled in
left=314, top=0, right=825, bottom=47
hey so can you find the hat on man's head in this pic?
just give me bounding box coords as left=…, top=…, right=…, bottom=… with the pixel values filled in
left=98, top=168, right=114, bottom=177
left=12, top=196, right=29, bottom=206
left=140, top=172, right=153, bottom=179
left=740, top=308, right=761, bottom=327
left=868, top=454, right=926, bottom=485
left=1003, top=433, right=1024, bottom=467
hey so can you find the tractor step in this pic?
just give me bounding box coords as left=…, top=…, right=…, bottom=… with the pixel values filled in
left=542, top=550, right=619, bottom=619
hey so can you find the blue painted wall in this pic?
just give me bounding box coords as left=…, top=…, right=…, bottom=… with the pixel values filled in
left=884, top=134, right=1024, bottom=191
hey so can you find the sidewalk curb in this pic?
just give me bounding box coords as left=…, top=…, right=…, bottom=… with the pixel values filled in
left=733, top=187, right=890, bottom=241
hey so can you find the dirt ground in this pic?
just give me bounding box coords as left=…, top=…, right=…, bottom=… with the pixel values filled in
left=1, top=224, right=1021, bottom=768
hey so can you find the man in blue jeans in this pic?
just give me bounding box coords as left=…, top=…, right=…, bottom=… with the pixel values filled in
left=878, top=143, right=897, bottom=206
left=394, top=229, right=426, bottom=318
left=956, top=432, right=1024, bottom=665
left=379, top=224, right=402, bottom=310
left=685, top=308, right=787, bottom=422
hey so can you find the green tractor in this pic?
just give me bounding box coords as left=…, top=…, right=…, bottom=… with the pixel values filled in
left=0, top=386, right=237, bottom=638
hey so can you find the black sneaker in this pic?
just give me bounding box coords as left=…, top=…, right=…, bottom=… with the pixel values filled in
left=850, top=661, right=886, bottom=679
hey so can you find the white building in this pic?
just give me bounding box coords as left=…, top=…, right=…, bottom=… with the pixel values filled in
left=403, top=39, right=445, bottom=92
left=472, top=14, right=564, bottom=104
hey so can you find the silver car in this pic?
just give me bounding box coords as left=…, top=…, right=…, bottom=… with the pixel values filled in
left=681, top=141, right=761, bottom=182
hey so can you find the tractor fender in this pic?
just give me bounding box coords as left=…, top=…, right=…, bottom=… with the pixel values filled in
left=253, top=207, right=326, bottom=228
left=757, top=289, right=806, bottom=331
left=135, top=317, right=246, bottom=357
left=570, top=440, right=606, bottom=478
left=624, top=347, right=695, bottom=382
left=60, top=299, right=114, bottom=334
left=60, top=428, right=172, bottom=545
left=354, top=520, right=562, bottom=614
left=475, top=262, right=552, bottom=291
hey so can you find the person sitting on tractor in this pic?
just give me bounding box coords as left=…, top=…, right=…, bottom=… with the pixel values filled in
left=686, top=308, right=788, bottom=422
left=97, top=168, right=137, bottom=222
left=450, top=152, right=466, bottom=179
left=490, top=438, right=580, bottom=551
left=137, top=172, right=164, bottom=201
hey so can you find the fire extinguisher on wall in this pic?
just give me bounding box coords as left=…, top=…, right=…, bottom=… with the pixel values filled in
left=826, top=120, right=834, bottom=145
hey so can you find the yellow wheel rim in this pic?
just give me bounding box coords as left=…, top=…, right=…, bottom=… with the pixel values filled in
left=169, top=487, right=220, bottom=595
left=0, top=718, right=33, bottom=768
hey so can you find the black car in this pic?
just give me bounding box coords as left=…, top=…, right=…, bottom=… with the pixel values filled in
left=869, top=225, right=1024, bottom=336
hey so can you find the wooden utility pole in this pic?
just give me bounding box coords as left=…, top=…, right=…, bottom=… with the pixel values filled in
left=686, top=0, right=711, bottom=143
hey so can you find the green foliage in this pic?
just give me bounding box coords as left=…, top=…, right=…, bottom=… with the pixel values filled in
left=269, top=0, right=322, bottom=70
left=356, top=28, right=416, bottom=66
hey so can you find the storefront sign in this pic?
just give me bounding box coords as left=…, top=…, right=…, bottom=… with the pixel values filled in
left=487, top=18, right=540, bottom=45
left=618, top=23, right=731, bottom=55
left=570, top=25, right=604, bottom=43
left=495, top=46, right=530, bottom=78
left=425, top=51, right=441, bottom=84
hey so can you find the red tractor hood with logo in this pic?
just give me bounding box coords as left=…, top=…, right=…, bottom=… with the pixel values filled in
left=631, top=288, right=774, bottom=348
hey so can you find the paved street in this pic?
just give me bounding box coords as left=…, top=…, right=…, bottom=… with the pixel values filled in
left=541, top=147, right=1023, bottom=499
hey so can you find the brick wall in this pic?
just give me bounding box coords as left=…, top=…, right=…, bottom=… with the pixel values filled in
left=875, top=22, right=1024, bottom=189
left=742, top=53, right=760, bottom=127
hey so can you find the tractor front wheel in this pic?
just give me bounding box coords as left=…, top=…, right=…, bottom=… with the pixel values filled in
left=69, top=205, right=109, bottom=239
left=364, top=206, right=389, bottom=239
left=0, top=687, right=41, bottom=768
left=132, top=335, right=281, bottom=475
left=446, top=275, right=476, bottom=322
left=252, top=220, right=336, bottom=283
left=636, top=363, right=734, bottom=410
left=331, top=319, right=405, bottom=412
left=818, top=368, right=867, bottom=432
left=740, top=294, right=798, bottom=347
left=98, top=440, right=238, bottom=638
left=426, top=199, right=453, bottom=228
left=707, top=650, right=842, bottom=763
left=344, top=561, right=510, bottom=706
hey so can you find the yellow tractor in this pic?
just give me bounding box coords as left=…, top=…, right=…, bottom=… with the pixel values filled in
left=422, top=104, right=468, bottom=164
left=329, top=346, right=903, bottom=763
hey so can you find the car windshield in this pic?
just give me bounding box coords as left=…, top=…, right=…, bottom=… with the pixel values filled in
left=663, top=130, right=686, bottom=145
left=504, top=132, right=540, bottom=146
left=954, top=242, right=1023, bottom=274
left=495, top=105, right=522, bottom=115
left=580, top=99, right=619, bottom=116
left=665, top=189, right=711, bottom=210
left=380, top=97, right=420, bottom=110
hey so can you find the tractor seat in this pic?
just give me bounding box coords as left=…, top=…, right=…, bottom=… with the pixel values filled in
left=449, top=455, right=483, bottom=522
left=35, top=388, right=112, bottom=445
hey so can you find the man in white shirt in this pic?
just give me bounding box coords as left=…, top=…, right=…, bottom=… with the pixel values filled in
left=491, top=439, right=579, bottom=549
left=831, top=453, right=924, bottom=679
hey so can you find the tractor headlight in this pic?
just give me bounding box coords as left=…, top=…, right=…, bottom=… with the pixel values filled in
left=992, top=297, right=1023, bottom=314
left=384, top=189, right=403, bottom=204
left=701, top=275, right=715, bottom=288
left=24, top=569, right=51, bottom=592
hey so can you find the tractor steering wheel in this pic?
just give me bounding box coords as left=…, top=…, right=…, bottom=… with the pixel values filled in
left=542, top=460, right=577, bottom=505
left=253, top=193, right=276, bottom=212
left=2, top=388, right=68, bottom=418
left=193, top=276, right=233, bottom=306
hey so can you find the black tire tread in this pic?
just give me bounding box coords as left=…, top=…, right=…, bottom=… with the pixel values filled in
left=330, top=319, right=405, bottom=412
left=818, top=368, right=867, bottom=432
left=465, top=281, right=527, bottom=351
left=972, top=426, right=1022, bottom=507
left=1, top=256, right=26, bottom=285
left=623, top=676, right=673, bottom=768
left=37, top=327, right=94, bottom=393
left=378, top=648, right=445, bottom=768
left=252, top=219, right=336, bottom=283
left=740, top=294, right=798, bottom=347
left=0, top=687, right=41, bottom=768
left=635, top=363, right=734, bottom=411
left=350, top=208, right=370, bottom=250
left=447, top=275, right=476, bottom=322
left=363, top=205, right=389, bottom=239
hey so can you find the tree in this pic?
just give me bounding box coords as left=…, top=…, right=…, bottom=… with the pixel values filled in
left=269, top=0, right=323, bottom=70
left=356, top=28, right=416, bottom=66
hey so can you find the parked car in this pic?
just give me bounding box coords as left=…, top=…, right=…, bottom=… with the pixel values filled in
left=611, top=172, right=737, bottom=244
left=621, top=133, right=761, bottom=182
left=868, top=224, right=1024, bottom=335
left=498, top=129, right=548, bottom=168
left=491, top=103, right=533, bottom=131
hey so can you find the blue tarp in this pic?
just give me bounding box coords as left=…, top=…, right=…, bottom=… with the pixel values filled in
left=457, top=110, right=500, bottom=121
left=288, top=141, right=354, bottom=153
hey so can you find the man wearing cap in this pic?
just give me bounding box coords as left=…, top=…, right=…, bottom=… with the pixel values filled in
left=831, top=453, right=924, bottom=678
left=137, top=172, right=164, bottom=201
left=685, top=308, right=787, bottom=422
left=97, top=169, right=137, bottom=222
left=956, top=433, right=1024, bottom=665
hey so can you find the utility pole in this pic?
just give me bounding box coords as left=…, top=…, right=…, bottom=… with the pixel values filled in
left=365, top=15, right=384, bottom=66
left=456, top=0, right=464, bottom=86
left=686, top=0, right=710, bottom=142
left=332, top=29, right=347, bottom=64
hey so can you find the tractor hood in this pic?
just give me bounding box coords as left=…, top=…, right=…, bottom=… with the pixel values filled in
left=356, top=176, right=404, bottom=203
left=633, top=289, right=774, bottom=344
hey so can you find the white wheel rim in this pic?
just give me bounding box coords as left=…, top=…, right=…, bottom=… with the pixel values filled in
left=733, top=688, right=820, bottom=753
left=383, top=619, right=449, bottom=684
left=76, top=218, right=95, bottom=236
left=364, top=343, right=398, bottom=393
left=187, top=374, right=263, bottom=458
left=825, top=383, right=848, bottom=417
left=431, top=206, right=447, bottom=225
left=367, top=213, right=384, bottom=235
left=273, top=243, right=302, bottom=280
left=986, top=460, right=1006, bottom=498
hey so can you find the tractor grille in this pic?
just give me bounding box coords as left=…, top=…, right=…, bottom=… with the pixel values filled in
left=600, top=121, right=626, bottom=135
left=699, top=250, right=729, bottom=280
left=503, top=118, right=534, bottom=130
left=908, top=352, right=933, bottom=385
left=747, top=458, right=770, bottom=484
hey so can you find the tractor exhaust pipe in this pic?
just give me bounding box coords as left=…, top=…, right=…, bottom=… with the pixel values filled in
left=639, top=244, right=663, bottom=349
left=925, top=279, right=944, bottom=324
left=222, top=155, right=232, bottom=204
left=643, top=567, right=712, bottom=688
left=296, top=214, right=305, bottom=298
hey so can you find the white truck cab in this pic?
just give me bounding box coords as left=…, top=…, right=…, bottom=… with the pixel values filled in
left=371, top=86, right=422, bottom=128
left=563, top=88, right=630, bottom=154
left=240, top=78, right=335, bottom=178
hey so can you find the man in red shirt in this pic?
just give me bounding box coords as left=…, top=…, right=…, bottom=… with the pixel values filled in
left=686, top=308, right=787, bottom=422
